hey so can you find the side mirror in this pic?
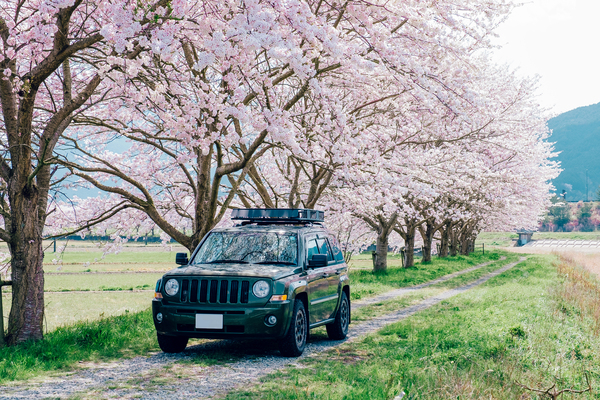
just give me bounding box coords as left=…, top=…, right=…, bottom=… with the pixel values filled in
left=175, top=253, right=189, bottom=265
left=308, top=254, right=328, bottom=268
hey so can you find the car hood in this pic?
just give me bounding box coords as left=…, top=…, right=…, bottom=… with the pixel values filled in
left=165, top=263, right=302, bottom=280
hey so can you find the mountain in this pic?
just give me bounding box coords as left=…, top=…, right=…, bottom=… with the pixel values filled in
left=548, top=102, right=600, bottom=201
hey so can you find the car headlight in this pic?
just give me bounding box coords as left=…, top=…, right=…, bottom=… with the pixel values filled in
left=164, top=279, right=179, bottom=296
left=253, top=280, right=270, bottom=298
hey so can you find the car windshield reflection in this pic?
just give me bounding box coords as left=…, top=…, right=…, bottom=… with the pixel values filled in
left=192, top=231, right=298, bottom=265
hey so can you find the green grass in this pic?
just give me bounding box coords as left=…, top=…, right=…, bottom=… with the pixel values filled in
left=0, top=309, right=159, bottom=383
left=348, top=252, right=405, bottom=269
left=477, top=230, right=600, bottom=248
left=351, top=290, right=442, bottom=322
left=44, top=250, right=184, bottom=265
left=3, top=292, right=153, bottom=332
left=225, top=254, right=600, bottom=400
left=40, top=242, right=182, bottom=273
left=533, top=231, right=600, bottom=240
left=349, top=251, right=512, bottom=300
left=43, top=273, right=163, bottom=292
left=43, top=262, right=172, bottom=274
left=476, top=231, right=518, bottom=247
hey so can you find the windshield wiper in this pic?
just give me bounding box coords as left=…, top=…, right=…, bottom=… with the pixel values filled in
left=254, top=261, right=297, bottom=265
left=206, top=260, right=249, bottom=264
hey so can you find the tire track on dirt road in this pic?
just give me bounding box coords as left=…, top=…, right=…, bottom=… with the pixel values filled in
left=0, top=257, right=522, bottom=400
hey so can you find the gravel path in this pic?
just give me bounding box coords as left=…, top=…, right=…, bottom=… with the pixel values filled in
left=353, top=256, right=505, bottom=308
left=0, top=256, right=523, bottom=400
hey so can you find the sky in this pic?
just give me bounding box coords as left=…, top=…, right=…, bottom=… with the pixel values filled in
left=492, top=0, right=600, bottom=115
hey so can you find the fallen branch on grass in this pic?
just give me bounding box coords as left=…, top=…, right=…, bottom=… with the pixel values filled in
left=516, top=372, right=592, bottom=400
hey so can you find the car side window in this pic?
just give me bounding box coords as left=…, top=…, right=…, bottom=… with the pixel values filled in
left=306, top=239, right=319, bottom=261
left=316, top=238, right=334, bottom=261
left=328, top=235, right=345, bottom=262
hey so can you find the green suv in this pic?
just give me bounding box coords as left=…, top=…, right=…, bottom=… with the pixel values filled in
left=152, top=209, right=351, bottom=357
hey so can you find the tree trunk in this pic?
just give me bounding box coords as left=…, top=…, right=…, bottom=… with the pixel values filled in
left=404, top=226, right=416, bottom=268
left=459, top=224, right=475, bottom=256
left=374, top=233, right=388, bottom=272
left=419, top=220, right=435, bottom=263
left=6, top=186, right=45, bottom=344
left=459, top=234, right=470, bottom=255
left=439, top=221, right=451, bottom=258
left=449, top=225, right=459, bottom=257
left=358, top=212, right=397, bottom=273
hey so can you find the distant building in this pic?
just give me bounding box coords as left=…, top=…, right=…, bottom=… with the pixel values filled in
left=516, top=230, right=534, bottom=246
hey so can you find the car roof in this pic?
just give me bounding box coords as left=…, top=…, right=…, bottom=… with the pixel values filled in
left=211, top=224, right=327, bottom=235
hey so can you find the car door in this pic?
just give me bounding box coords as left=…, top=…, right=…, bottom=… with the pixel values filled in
left=305, top=235, right=333, bottom=324
left=316, top=235, right=342, bottom=320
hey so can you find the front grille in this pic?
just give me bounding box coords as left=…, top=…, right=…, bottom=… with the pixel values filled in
left=190, top=279, right=198, bottom=302
left=219, top=280, right=228, bottom=303
left=199, top=280, right=208, bottom=302
left=209, top=280, right=218, bottom=303
left=230, top=280, right=239, bottom=303
left=241, top=281, right=249, bottom=303
left=175, top=278, right=252, bottom=304
left=181, top=280, right=189, bottom=302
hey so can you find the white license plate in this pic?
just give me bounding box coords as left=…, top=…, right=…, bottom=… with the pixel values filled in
left=195, top=314, right=223, bottom=329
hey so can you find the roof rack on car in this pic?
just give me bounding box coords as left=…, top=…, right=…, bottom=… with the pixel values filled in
left=231, top=208, right=324, bottom=225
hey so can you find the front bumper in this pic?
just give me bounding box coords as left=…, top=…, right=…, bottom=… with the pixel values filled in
left=152, top=299, right=293, bottom=339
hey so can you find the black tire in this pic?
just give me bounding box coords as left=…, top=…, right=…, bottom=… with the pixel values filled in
left=157, top=333, right=188, bottom=353
left=326, top=291, right=350, bottom=340
left=279, top=299, right=308, bottom=357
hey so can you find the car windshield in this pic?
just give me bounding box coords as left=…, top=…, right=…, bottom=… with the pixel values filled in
left=192, top=231, right=298, bottom=265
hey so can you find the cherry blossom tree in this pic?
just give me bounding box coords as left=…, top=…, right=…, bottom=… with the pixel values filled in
left=331, top=58, right=559, bottom=270
left=0, top=0, right=192, bottom=345
left=57, top=0, right=354, bottom=252
left=58, top=0, right=515, bottom=254
left=53, top=0, right=558, bottom=277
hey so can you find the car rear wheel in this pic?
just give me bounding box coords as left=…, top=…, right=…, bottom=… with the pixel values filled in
left=157, top=333, right=188, bottom=353
left=326, top=291, right=349, bottom=340
left=279, top=299, right=307, bottom=357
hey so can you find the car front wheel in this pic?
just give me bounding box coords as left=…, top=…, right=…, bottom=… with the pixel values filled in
left=279, top=299, right=307, bottom=357
left=157, top=333, right=188, bottom=353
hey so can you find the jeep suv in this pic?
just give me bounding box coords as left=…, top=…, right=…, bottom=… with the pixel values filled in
left=152, top=209, right=351, bottom=357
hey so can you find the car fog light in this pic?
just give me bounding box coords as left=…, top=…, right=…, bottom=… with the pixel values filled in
left=156, top=313, right=163, bottom=323
left=265, top=315, right=277, bottom=326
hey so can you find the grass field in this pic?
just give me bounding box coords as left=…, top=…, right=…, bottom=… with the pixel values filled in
left=477, top=231, right=600, bottom=248
left=349, top=252, right=510, bottom=300
left=534, top=231, right=600, bottom=241
left=225, top=254, right=600, bottom=400
left=476, top=231, right=518, bottom=247
left=44, top=248, right=186, bottom=266
left=44, top=263, right=172, bottom=273
left=1, top=243, right=179, bottom=341
left=43, top=273, right=164, bottom=292
left=0, top=308, right=159, bottom=383
left=2, top=292, right=152, bottom=332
